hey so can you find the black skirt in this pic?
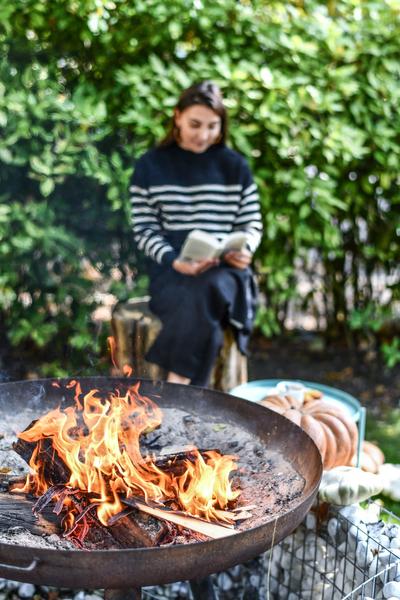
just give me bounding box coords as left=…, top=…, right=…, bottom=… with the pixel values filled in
left=146, top=264, right=258, bottom=386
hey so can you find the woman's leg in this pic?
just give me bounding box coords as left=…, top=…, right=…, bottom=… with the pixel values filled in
left=146, top=266, right=239, bottom=386
left=166, top=371, right=191, bottom=384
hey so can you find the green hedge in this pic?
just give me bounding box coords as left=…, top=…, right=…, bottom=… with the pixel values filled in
left=0, top=0, right=399, bottom=374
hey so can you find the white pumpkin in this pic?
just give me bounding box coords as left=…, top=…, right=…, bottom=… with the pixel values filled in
left=318, top=466, right=383, bottom=505
left=379, top=463, right=400, bottom=501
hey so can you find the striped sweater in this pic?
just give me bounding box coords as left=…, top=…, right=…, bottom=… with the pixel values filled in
left=130, top=142, right=262, bottom=266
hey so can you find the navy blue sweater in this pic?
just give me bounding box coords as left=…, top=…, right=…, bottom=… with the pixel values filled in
left=130, top=142, right=262, bottom=266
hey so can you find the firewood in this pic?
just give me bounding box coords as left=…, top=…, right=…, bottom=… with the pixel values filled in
left=122, top=497, right=238, bottom=539
left=12, top=434, right=169, bottom=547
left=12, top=428, right=234, bottom=546
left=0, top=474, right=26, bottom=493
left=13, top=435, right=70, bottom=485
left=0, top=492, right=60, bottom=536
left=109, top=509, right=168, bottom=548
left=148, top=447, right=219, bottom=475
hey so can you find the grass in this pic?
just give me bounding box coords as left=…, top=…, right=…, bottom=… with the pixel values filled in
left=366, top=407, right=400, bottom=516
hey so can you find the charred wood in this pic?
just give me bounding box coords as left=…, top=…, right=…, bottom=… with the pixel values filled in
left=0, top=492, right=60, bottom=536
left=13, top=435, right=71, bottom=485
left=12, top=434, right=169, bottom=548
left=148, top=447, right=219, bottom=475
left=0, top=474, right=26, bottom=493
left=109, top=509, right=168, bottom=548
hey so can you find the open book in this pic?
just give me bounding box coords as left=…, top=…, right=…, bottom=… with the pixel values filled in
left=178, top=229, right=249, bottom=261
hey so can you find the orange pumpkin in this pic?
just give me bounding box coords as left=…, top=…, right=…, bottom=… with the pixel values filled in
left=260, top=393, right=358, bottom=470
left=352, top=440, right=385, bottom=473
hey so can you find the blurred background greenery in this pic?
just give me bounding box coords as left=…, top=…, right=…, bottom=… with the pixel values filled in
left=0, top=0, right=399, bottom=378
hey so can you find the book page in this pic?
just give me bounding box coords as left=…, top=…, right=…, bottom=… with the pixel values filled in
left=178, top=230, right=221, bottom=261
left=221, top=231, right=249, bottom=253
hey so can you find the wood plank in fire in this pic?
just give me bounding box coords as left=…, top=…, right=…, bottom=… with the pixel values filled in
left=0, top=492, right=60, bottom=537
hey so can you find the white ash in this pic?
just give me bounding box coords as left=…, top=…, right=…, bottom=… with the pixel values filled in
left=0, top=526, right=74, bottom=550
left=0, top=437, right=29, bottom=479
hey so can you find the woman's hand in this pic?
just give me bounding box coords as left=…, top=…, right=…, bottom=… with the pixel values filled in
left=223, top=249, right=252, bottom=269
left=172, top=258, right=219, bottom=276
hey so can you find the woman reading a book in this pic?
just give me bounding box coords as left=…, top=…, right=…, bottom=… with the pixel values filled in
left=130, top=81, right=262, bottom=386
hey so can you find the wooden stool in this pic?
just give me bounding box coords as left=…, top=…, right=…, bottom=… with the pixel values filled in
left=111, top=297, right=247, bottom=392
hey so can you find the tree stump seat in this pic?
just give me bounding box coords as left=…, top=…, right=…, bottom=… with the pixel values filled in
left=111, top=297, right=247, bottom=392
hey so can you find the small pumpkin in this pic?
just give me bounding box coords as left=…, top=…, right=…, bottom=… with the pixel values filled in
left=352, top=440, right=385, bottom=474
left=260, top=393, right=358, bottom=470
left=318, top=466, right=383, bottom=505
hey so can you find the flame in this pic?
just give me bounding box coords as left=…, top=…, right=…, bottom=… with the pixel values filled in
left=15, top=382, right=239, bottom=531
left=173, top=450, right=240, bottom=523
left=123, top=364, right=133, bottom=377
left=108, top=335, right=133, bottom=377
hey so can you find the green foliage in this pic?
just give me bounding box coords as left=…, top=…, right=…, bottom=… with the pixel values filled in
left=0, top=0, right=399, bottom=374
left=382, top=338, right=400, bottom=369
left=349, top=304, right=399, bottom=368
left=367, top=409, right=400, bottom=466
left=366, top=408, right=400, bottom=514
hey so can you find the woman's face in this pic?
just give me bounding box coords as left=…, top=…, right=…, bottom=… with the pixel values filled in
left=175, top=105, right=222, bottom=153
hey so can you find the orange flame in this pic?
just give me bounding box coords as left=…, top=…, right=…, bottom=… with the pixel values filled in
left=108, top=336, right=133, bottom=377
left=15, top=382, right=239, bottom=529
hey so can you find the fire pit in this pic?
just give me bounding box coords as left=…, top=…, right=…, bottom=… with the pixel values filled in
left=0, top=377, right=322, bottom=598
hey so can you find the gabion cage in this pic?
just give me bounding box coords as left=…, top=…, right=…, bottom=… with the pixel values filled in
left=142, top=501, right=400, bottom=600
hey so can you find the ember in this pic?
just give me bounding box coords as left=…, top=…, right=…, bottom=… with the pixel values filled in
left=11, top=380, right=242, bottom=547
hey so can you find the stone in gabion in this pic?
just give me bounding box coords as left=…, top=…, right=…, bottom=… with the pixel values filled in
left=327, top=517, right=341, bottom=542
left=229, top=565, right=242, bottom=579
left=389, top=525, right=400, bottom=539
left=305, top=512, right=316, bottom=530
left=369, top=555, right=380, bottom=578
left=349, top=523, right=368, bottom=543
left=217, top=572, right=232, bottom=592
left=5, top=580, right=20, bottom=590
left=356, top=539, right=374, bottom=568
left=338, top=505, right=363, bottom=525
left=368, top=520, right=386, bottom=535
left=378, top=549, right=397, bottom=567
left=249, top=574, right=260, bottom=588
left=383, top=580, right=400, bottom=598
left=364, top=502, right=382, bottom=523
left=264, top=576, right=278, bottom=595
left=18, top=583, right=36, bottom=598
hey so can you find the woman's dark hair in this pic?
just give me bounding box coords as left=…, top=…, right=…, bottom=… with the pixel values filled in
left=159, top=81, right=228, bottom=146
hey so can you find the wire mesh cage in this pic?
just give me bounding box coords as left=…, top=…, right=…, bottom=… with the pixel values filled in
left=266, top=500, right=400, bottom=599
left=141, top=500, right=400, bottom=600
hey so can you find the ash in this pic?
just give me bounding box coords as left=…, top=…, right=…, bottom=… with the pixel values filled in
left=0, top=526, right=74, bottom=550
left=141, top=406, right=305, bottom=530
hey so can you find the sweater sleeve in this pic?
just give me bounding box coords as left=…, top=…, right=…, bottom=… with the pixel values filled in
left=130, top=157, right=177, bottom=266
left=233, top=159, right=263, bottom=253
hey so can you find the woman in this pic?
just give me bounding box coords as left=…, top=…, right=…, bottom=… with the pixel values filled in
left=130, top=81, right=262, bottom=386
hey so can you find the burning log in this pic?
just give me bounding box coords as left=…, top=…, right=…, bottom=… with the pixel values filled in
left=109, top=508, right=168, bottom=548
left=149, top=447, right=219, bottom=475
left=0, top=474, right=26, bottom=493
left=28, top=483, right=169, bottom=549
left=11, top=438, right=221, bottom=545
left=13, top=434, right=71, bottom=486
left=0, top=493, right=60, bottom=537
left=122, top=496, right=237, bottom=539
left=12, top=436, right=169, bottom=548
